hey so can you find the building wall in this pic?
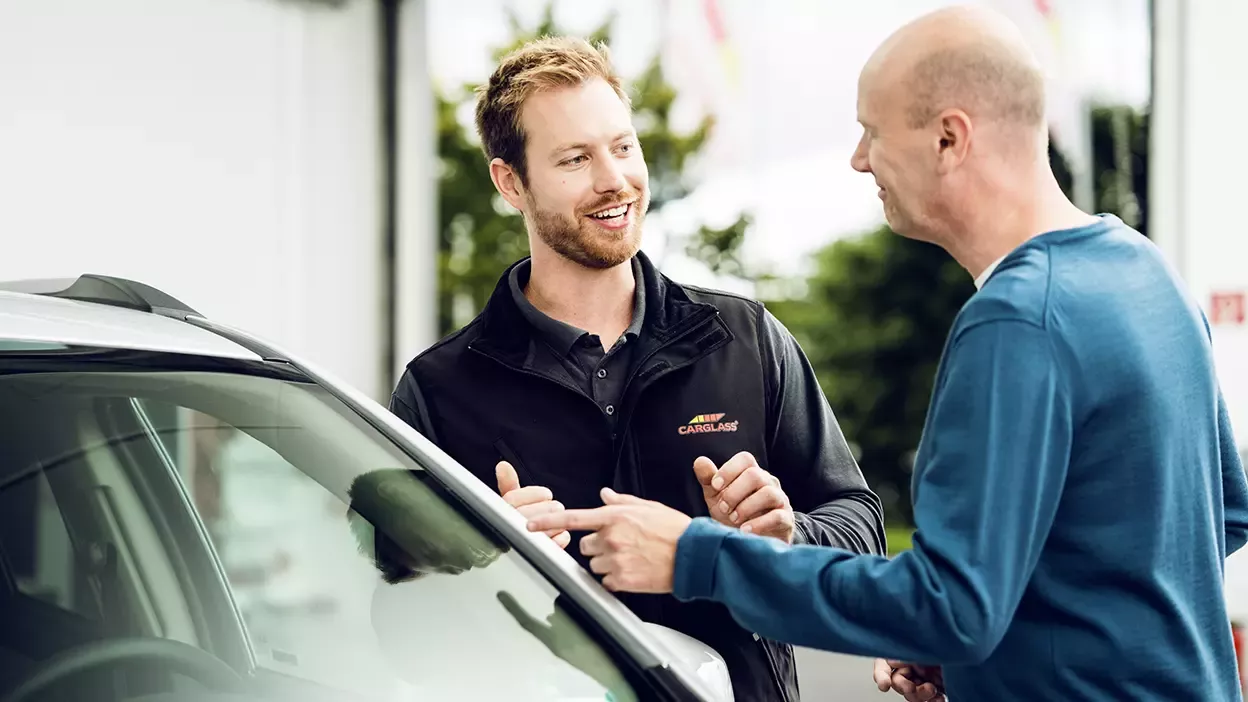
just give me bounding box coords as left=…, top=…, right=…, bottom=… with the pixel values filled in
left=0, top=0, right=409, bottom=401
left=1153, top=0, right=1248, bottom=622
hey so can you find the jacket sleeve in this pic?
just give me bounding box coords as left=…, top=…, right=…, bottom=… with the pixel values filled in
left=673, top=320, right=1071, bottom=664
left=758, top=307, right=886, bottom=555
left=389, top=368, right=440, bottom=446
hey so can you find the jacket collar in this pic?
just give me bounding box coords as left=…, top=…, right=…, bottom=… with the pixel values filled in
left=469, top=250, right=717, bottom=365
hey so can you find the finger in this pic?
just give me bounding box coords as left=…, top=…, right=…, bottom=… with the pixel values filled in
left=872, top=658, right=893, bottom=691
left=552, top=530, right=571, bottom=549
left=527, top=506, right=617, bottom=534
left=692, top=456, right=718, bottom=487
left=709, top=451, right=758, bottom=491
left=503, top=485, right=554, bottom=508
left=580, top=532, right=604, bottom=557
left=891, top=671, right=917, bottom=695
left=588, top=554, right=613, bottom=575
left=740, top=507, right=793, bottom=539
left=496, top=461, right=520, bottom=495
left=516, top=500, right=564, bottom=519
left=716, top=466, right=774, bottom=514
left=914, top=682, right=941, bottom=701
left=729, top=484, right=787, bottom=524
left=601, top=487, right=646, bottom=505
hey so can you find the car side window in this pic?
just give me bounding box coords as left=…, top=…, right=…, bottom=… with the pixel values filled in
left=138, top=402, right=405, bottom=698
left=134, top=390, right=640, bottom=702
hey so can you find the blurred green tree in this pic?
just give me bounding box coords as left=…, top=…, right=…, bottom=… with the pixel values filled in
left=434, top=4, right=750, bottom=335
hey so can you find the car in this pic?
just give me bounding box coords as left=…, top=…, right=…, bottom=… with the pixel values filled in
left=0, top=274, right=734, bottom=702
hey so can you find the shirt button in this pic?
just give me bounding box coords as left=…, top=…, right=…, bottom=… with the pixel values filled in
left=605, top=404, right=615, bottom=415
left=596, top=368, right=608, bottom=379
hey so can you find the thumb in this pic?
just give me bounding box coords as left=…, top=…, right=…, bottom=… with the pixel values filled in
left=496, top=461, right=520, bottom=495
left=601, top=487, right=645, bottom=505
left=692, top=456, right=718, bottom=487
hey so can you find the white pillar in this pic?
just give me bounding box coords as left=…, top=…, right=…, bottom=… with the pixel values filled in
left=392, top=0, right=440, bottom=389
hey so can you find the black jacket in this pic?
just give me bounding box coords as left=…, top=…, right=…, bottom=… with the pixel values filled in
left=390, top=253, right=886, bottom=702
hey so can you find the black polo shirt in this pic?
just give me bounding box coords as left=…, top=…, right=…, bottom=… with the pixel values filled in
left=508, top=257, right=645, bottom=429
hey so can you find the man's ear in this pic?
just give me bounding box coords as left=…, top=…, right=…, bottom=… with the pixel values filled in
left=935, top=108, right=973, bottom=174
left=489, top=158, right=526, bottom=212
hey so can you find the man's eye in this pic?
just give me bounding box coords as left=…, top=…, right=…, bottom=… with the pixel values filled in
left=563, top=155, right=587, bottom=166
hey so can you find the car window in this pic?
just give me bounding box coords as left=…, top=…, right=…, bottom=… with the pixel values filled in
left=0, top=352, right=640, bottom=702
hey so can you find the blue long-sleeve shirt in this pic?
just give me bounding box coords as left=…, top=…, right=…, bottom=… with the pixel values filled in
left=673, top=215, right=1248, bottom=700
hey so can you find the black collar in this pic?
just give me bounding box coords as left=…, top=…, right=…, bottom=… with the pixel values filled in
left=507, top=256, right=646, bottom=357
left=471, top=250, right=716, bottom=366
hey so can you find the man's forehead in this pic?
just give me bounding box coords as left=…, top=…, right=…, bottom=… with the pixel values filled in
left=520, top=81, right=634, bottom=150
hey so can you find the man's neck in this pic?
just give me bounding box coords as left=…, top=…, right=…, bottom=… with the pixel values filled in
left=950, top=171, right=1101, bottom=281
left=525, top=247, right=636, bottom=349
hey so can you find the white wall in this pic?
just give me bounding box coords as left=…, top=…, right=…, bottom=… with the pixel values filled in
left=1152, top=0, right=1248, bottom=442
left=1153, top=0, right=1248, bottom=622
left=0, top=0, right=392, bottom=400
left=394, top=0, right=440, bottom=382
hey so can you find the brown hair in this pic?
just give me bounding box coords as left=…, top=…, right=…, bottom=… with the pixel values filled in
left=474, top=36, right=630, bottom=185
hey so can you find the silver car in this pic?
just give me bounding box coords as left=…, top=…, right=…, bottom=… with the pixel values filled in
left=0, top=274, right=733, bottom=702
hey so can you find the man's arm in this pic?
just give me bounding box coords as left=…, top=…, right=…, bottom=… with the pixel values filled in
left=1218, top=387, right=1248, bottom=555
left=675, top=320, right=1071, bottom=664
left=758, top=307, right=886, bottom=555
left=390, top=368, right=440, bottom=444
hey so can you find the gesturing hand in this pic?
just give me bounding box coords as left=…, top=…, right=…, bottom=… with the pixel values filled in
left=692, top=452, right=795, bottom=544
left=873, top=658, right=945, bottom=702
left=496, top=461, right=570, bottom=549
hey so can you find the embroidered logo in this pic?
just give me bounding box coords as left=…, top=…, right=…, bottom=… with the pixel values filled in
left=678, top=413, right=739, bottom=436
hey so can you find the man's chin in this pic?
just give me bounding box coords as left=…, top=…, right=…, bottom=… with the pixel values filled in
left=570, top=233, right=642, bottom=269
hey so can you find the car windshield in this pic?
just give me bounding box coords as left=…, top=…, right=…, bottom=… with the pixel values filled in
left=0, top=347, right=639, bottom=702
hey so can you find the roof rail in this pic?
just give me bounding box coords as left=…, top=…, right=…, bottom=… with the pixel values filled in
left=0, top=274, right=201, bottom=320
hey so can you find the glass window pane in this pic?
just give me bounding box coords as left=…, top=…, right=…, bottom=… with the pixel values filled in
left=0, top=361, right=639, bottom=702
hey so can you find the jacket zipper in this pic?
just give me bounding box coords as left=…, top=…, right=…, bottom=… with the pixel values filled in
left=610, top=308, right=726, bottom=495
left=754, top=635, right=792, bottom=702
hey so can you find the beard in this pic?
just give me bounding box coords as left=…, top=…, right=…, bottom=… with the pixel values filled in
left=526, top=188, right=649, bottom=269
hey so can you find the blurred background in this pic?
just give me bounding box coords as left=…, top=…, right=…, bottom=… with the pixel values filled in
left=2, top=0, right=1246, bottom=697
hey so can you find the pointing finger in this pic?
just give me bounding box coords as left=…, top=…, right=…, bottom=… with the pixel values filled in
left=527, top=506, right=618, bottom=534
left=601, top=487, right=646, bottom=505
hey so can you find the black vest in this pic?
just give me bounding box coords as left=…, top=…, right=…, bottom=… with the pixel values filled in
left=402, top=254, right=800, bottom=702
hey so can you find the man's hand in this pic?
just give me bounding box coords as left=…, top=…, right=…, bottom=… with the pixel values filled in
left=525, top=488, right=692, bottom=594
left=496, top=461, right=570, bottom=549
left=872, top=658, right=945, bottom=702
left=693, top=452, right=795, bottom=544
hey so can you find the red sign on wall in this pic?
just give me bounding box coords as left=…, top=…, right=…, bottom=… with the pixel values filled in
left=1211, top=292, right=1247, bottom=326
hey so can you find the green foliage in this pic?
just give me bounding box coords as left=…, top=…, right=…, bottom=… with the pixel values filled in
left=764, top=231, right=975, bottom=524
left=435, top=4, right=749, bottom=335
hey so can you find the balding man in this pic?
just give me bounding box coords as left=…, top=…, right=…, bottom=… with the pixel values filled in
left=526, top=6, right=1248, bottom=701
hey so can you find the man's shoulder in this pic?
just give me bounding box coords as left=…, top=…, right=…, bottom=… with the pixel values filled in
left=402, top=317, right=485, bottom=376
left=676, top=281, right=765, bottom=316
left=960, top=247, right=1053, bottom=334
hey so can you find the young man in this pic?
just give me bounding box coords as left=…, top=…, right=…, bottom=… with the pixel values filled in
left=389, top=36, right=886, bottom=702
left=526, top=8, right=1248, bottom=702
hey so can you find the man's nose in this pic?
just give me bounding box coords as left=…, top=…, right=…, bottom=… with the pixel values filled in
left=850, top=142, right=871, bottom=174
left=592, top=156, right=628, bottom=193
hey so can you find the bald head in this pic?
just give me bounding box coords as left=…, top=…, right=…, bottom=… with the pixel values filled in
left=865, top=5, right=1046, bottom=132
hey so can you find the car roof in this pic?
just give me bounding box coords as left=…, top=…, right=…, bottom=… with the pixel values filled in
left=0, top=290, right=261, bottom=361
